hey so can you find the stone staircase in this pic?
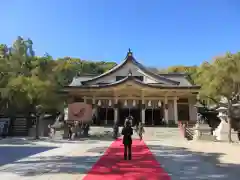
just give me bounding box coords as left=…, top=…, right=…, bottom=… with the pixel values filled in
left=178, top=121, right=195, bottom=140
left=50, top=125, right=239, bottom=142
left=142, top=127, right=183, bottom=140
left=89, top=126, right=183, bottom=140
left=180, top=121, right=239, bottom=142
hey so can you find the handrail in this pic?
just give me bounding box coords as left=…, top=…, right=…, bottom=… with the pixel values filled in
left=178, top=121, right=194, bottom=140
left=178, top=121, right=186, bottom=137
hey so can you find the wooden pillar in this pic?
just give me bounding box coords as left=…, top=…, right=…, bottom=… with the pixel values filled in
left=92, top=97, right=97, bottom=119
left=141, top=100, right=145, bottom=124
left=105, top=100, right=108, bottom=125
left=83, top=96, right=87, bottom=103
left=174, top=97, right=178, bottom=124
left=164, top=97, right=169, bottom=124
left=114, top=98, right=118, bottom=125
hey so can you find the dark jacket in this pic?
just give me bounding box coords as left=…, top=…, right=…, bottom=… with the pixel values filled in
left=121, top=126, right=133, bottom=145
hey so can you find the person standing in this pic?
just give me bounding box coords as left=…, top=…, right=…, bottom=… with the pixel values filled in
left=138, top=122, right=145, bottom=140
left=121, top=119, right=133, bottom=160
left=48, top=124, right=54, bottom=138
left=68, top=124, right=73, bottom=140
left=113, top=123, right=119, bottom=139
left=2, top=121, right=9, bottom=138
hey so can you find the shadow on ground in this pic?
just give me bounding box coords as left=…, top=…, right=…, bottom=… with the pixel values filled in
left=0, top=137, right=44, bottom=145
left=0, top=150, right=102, bottom=177
left=1, top=140, right=240, bottom=180
left=148, top=144, right=240, bottom=180
left=0, top=130, right=115, bottom=145
left=0, top=145, right=57, bottom=166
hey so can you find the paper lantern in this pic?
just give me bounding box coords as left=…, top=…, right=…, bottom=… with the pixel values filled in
left=158, top=101, right=162, bottom=107
left=133, top=100, right=136, bottom=106
left=124, top=100, right=127, bottom=106
left=148, top=100, right=151, bottom=107
left=98, top=100, right=101, bottom=106
left=108, top=100, right=112, bottom=106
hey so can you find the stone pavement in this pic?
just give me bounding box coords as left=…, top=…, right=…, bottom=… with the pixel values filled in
left=145, top=140, right=240, bottom=180
left=0, top=138, right=112, bottom=180
left=0, top=127, right=240, bottom=180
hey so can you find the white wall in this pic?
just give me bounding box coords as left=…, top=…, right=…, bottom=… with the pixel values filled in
left=168, top=100, right=174, bottom=120
left=188, top=97, right=197, bottom=121
left=144, top=76, right=163, bottom=83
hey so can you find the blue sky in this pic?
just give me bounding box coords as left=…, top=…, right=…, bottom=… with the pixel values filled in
left=1, top=0, right=240, bottom=67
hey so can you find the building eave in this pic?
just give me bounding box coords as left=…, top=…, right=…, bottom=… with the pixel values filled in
left=63, top=75, right=201, bottom=91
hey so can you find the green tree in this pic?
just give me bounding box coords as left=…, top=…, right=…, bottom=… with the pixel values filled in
left=196, top=52, right=240, bottom=142
left=53, top=57, right=79, bottom=86
left=0, top=37, right=62, bottom=138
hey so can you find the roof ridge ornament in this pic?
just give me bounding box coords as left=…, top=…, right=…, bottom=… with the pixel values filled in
left=128, top=69, right=132, bottom=76
left=127, top=48, right=132, bottom=56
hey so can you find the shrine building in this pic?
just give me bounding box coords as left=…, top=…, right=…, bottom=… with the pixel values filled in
left=63, top=50, right=200, bottom=126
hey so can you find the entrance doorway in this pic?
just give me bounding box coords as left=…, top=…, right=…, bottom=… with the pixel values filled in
left=119, top=108, right=129, bottom=126
left=130, top=108, right=141, bottom=126
left=145, top=109, right=153, bottom=125
left=98, top=108, right=114, bottom=125
left=153, top=108, right=163, bottom=125
left=106, top=108, right=114, bottom=125
left=98, top=108, right=105, bottom=125
left=118, top=108, right=141, bottom=126
left=145, top=108, right=163, bottom=125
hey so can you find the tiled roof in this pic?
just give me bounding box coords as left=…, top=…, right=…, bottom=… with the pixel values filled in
left=159, top=73, right=193, bottom=86
left=80, top=50, right=179, bottom=85
left=68, top=50, right=196, bottom=87
left=66, top=75, right=200, bottom=90
left=69, top=77, right=93, bottom=86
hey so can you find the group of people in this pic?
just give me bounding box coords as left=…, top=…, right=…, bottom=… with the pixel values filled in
left=48, top=121, right=90, bottom=140
left=48, top=124, right=56, bottom=138
left=121, top=117, right=145, bottom=160
left=68, top=122, right=89, bottom=140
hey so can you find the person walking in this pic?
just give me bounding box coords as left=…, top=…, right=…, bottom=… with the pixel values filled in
left=138, top=122, right=145, bottom=140
left=113, top=123, right=119, bottom=139
left=68, top=124, right=73, bottom=140
left=48, top=124, right=54, bottom=138
left=2, top=122, right=9, bottom=138
left=121, top=119, right=133, bottom=160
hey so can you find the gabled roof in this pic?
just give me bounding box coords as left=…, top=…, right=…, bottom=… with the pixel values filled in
left=65, top=75, right=200, bottom=90
left=69, top=77, right=93, bottom=86
left=81, top=49, right=179, bottom=85
left=159, top=73, right=194, bottom=86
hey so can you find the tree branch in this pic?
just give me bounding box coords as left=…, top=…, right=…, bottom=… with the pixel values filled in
left=205, top=96, right=219, bottom=105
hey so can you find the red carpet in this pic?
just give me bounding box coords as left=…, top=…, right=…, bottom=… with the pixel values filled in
left=83, top=139, right=170, bottom=180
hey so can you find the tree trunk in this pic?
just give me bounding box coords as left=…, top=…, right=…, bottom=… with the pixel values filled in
left=35, top=116, right=40, bottom=139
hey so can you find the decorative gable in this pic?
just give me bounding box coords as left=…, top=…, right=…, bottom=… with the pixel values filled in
left=81, top=49, right=179, bottom=86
